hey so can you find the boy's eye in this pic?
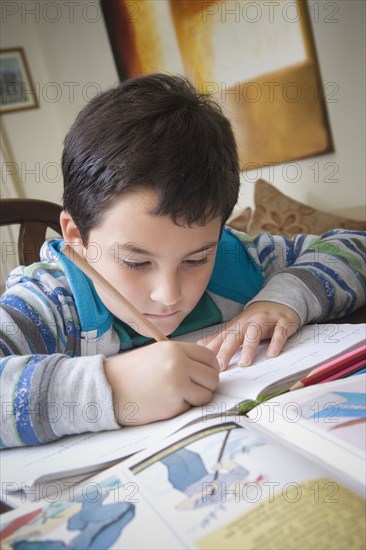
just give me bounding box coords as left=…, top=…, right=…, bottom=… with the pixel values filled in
left=120, top=257, right=209, bottom=270
left=121, top=260, right=150, bottom=271
left=183, top=257, right=209, bottom=267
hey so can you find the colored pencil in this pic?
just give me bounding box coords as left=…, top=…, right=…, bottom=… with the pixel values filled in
left=316, top=359, right=366, bottom=384
left=61, top=244, right=168, bottom=343
left=307, top=345, right=366, bottom=378
left=290, top=344, right=366, bottom=391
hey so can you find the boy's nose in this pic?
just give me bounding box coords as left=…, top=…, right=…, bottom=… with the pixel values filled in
left=150, top=273, right=182, bottom=306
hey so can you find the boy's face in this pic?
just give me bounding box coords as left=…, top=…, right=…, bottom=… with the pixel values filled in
left=68, top=189, right=222, bottom=337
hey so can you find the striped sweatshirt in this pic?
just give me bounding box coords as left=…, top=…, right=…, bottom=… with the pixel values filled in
left=1, top=227, right=365, bottom=447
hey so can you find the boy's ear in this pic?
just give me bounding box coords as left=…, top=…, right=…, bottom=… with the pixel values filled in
left=60, top=210, right=82, bottom=245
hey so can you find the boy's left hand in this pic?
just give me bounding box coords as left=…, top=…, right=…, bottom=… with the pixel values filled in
left=197, top=301, right=300, bottom=370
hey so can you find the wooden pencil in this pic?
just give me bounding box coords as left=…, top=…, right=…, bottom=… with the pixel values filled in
left=61, top=244, right=168, bottom=343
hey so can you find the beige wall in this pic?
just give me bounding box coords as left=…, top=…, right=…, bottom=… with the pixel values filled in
left=1, top=0, right=365, bottom=219
left=1, top=0, right=118, bottom=204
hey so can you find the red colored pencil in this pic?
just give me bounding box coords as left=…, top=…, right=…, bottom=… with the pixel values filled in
left=316, top=359, right=366, bottom=384
left=290, top=344, right=366, bottom=391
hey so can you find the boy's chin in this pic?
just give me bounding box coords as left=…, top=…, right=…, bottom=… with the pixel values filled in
left=137, top=316, right=183, bottom=339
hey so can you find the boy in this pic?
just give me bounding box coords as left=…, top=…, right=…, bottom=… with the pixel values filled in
left=1, top=74, right=365, bottom=448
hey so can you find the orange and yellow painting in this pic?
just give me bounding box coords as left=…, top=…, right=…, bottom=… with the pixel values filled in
left=101, top=0, right=333, bottom=168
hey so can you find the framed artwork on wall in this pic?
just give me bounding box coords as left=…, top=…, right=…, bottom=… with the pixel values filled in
left=101, top=0, right=334, bottom=169
left=0, top=48, right=39, bottom=114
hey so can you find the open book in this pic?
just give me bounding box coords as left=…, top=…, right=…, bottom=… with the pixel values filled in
left=247, top=374, right=366, bottom=494
left=1, top=400, right=365, bottom=550
left=1, top=324, right=365, bottom=503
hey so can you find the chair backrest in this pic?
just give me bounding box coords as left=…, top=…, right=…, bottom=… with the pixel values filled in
left=0, top=199, right=62, bottom=265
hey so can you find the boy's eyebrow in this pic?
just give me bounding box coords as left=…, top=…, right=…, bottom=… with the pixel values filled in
left=122, top=242, right=218, bottom=257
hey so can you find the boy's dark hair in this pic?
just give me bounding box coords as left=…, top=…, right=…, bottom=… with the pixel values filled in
left=62, top=73, right=240, bottom=242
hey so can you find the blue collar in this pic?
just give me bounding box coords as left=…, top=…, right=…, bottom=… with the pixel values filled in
left=48, top=240, right=222, bottom=349
left=48, top=228, right=262, bottom=349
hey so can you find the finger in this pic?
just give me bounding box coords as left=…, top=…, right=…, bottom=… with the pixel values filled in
left=205, top=320, right=243, bottom=357
left=197, top=319, right=241, bottom=351
left=183, top=380, right=217, bottom=407
left=216, top=332, right=243, bottom=371
left=205, top=336, right=226, bottom=358
left=189, top=362, right=220, bottom=392
left=204, top=335, right=226, bottom=357
left=196, top=327, right=221, bottom=346
left=182, top=342, right=220, bottom=372
left=238, top=322, right=267, bottom=366
left=267, top=320, right=299, bottom=357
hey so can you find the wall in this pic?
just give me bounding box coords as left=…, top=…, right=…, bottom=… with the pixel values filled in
left=1, top=0, right=119, bottom=205
left=1, top=0, right=365, bottom=218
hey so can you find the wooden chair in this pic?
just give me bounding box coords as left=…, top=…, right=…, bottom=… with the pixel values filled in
left=0, top=198, right=62, bottom=265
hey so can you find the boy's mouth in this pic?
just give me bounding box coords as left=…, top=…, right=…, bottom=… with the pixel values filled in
left=144, top=311, right=180, bottom=319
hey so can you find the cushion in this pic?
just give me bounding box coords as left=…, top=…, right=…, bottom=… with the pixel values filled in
left=229, top=179, right=366, bottom=238
left=227, top=207, right=252, bottom=233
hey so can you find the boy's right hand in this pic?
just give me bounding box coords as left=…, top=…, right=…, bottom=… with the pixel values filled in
left=103, top=341, right=220, bottom=426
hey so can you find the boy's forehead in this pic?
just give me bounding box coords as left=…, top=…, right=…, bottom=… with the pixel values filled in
left=106, top=221, right=221, bottom=254
left=95, top=192, right=221, bottom=255
left=100, top=189, right=222, bottom=237
left=121, top=240, right=219, bottom=256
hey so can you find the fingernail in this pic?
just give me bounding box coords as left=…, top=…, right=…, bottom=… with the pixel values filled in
left=238, top=355, right=251, bottom=367
left=218, top=358, right=225, bottom=371
left=267, top=346, right=278, bottom=358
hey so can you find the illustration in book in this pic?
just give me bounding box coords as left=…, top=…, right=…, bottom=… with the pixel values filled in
left=302, top=390, right=366, bottom=451
left=1, top=418, right=365, bottom=550
left=132, top=423, right=266, bottom=510
left=1, top=479, right=135, bottom=550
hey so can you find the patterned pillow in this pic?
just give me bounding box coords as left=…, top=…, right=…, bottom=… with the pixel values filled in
left=229, top=179, right=366, bottom=238
left=227, top=207, right=252, bottom=233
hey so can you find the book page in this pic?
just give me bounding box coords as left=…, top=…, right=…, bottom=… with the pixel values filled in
left=197, top=478, right=365, bottom=550
left=248, top=374, right=366, bottom=491
left=0, top=404, right=211, bottom=490
left=1, top=324, right=364, bottom=493
left=1, top=417, right=364, bottom=550
left=217, top=324, right=366, bottom=401
left=0, top=474, right=183, bottom=550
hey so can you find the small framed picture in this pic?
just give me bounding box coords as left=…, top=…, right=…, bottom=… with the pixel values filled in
left=0, top=48, right=39, bottom=114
